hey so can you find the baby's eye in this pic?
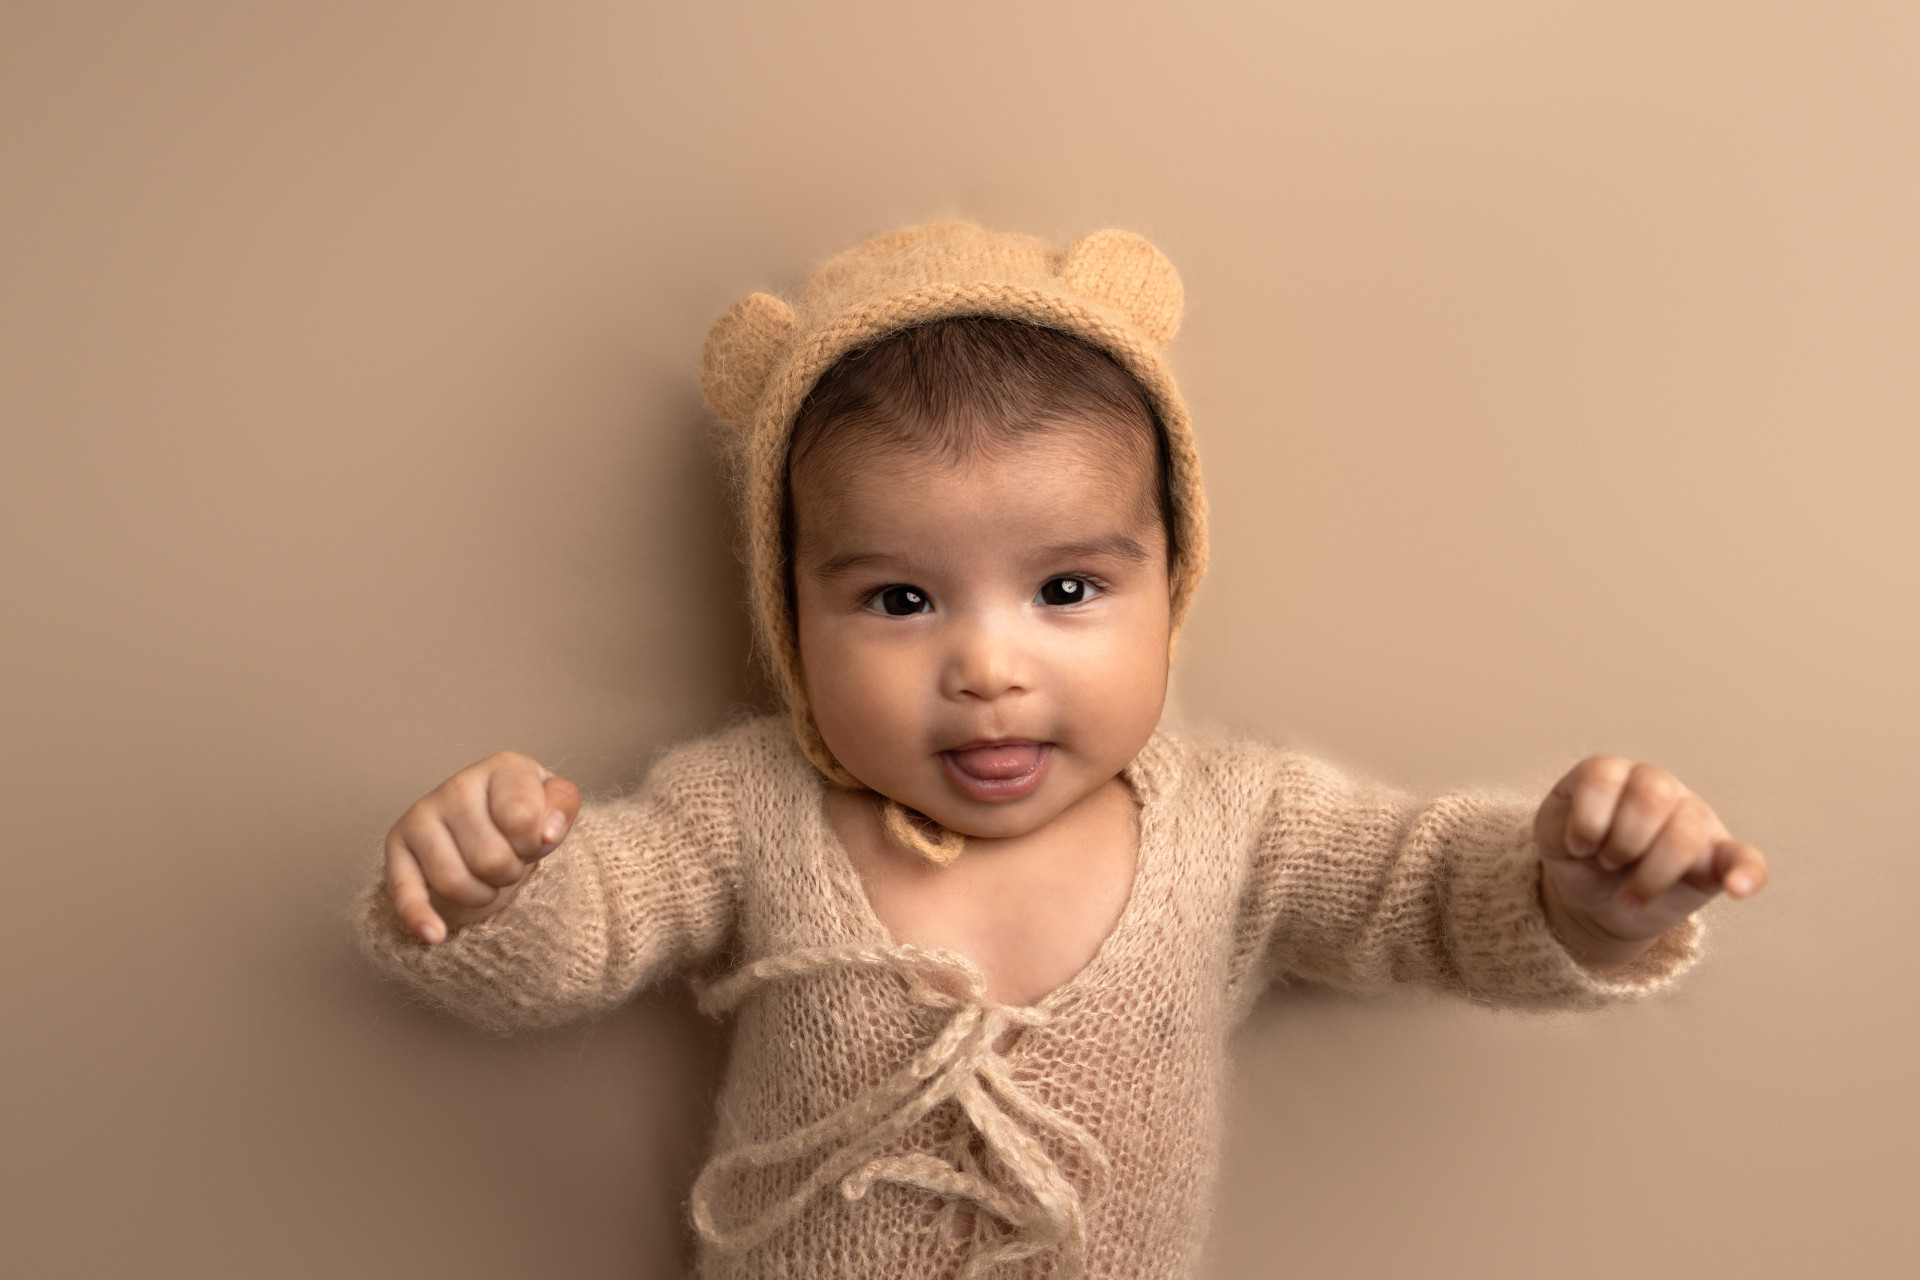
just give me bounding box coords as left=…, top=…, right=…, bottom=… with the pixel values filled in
left=1036, top=577, right=1099, bottom=607
left=871, top=585, right=931, bottom=616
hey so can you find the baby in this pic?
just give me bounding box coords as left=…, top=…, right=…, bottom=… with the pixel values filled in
left=360, top=222, right=1767, bottom=1280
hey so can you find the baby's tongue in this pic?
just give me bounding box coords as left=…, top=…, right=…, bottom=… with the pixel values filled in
left=946, top=743, right=1043, bottom=779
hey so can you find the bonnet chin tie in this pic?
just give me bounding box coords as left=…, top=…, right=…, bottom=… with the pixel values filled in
left=688, top=944, right=1112, bottom=1280
left=881, top=797, right=967, bottom=867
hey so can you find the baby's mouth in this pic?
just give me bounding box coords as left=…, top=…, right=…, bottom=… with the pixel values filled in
left=945, top=742, right=1044, bottom=778
left=940, top=742, right=1051, bottom=801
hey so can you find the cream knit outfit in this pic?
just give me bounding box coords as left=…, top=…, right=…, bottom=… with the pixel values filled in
left=359, top=720, right=1701, bottom=1279
left=358, top=223, right=1704, bottom=1277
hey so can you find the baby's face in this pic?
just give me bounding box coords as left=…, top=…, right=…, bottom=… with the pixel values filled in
left=792, top=428, right=1174, bottom=840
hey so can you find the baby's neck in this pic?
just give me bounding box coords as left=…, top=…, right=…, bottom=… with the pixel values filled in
left=827, top=778, right=1140, bottom=1007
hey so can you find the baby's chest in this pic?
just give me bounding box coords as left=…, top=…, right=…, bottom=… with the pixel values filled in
left=869, top=853, right=1135, bottom=1008
left=834, top=810, right=1140, bottom=1009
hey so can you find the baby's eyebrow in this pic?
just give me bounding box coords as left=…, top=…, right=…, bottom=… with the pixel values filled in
left=809, top=550, right=897, bottom=581
left=1035, top=533, right=1152, bottom=565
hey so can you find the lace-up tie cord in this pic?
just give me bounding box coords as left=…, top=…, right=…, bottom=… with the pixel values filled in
left=689, top=944, right=1113, bottom=1280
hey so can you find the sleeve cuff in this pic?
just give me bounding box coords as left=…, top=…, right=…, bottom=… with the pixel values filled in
left=1448, top=805, right=1706, bottom=1009
left=352, top=847, right=602, bottom=1035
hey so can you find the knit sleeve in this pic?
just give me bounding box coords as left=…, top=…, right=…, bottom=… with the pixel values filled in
left=355, top=731, right=743, bottom=1035
left=1234, top=749, right=1702, bottom=1010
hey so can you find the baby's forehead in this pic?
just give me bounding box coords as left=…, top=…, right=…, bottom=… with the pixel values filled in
left=791, top=423, right=1159, bottom=524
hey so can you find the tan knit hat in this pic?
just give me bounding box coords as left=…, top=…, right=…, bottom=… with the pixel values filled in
left=700, top=220, right=1209, bottom=825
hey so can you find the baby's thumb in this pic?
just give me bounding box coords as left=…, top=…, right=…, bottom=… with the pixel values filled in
left=536, top=775, right=581, bottom=854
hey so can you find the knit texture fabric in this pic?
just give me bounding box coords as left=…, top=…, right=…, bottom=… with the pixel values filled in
left=358, top=719, right=1703, bottom=1280
left=698, top=222, right=1209, bottom=790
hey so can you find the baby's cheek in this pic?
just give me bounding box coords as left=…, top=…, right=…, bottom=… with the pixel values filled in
left=809, top=649, right=918, bottom=766
left=1058, top=642, right=1166, bottom=759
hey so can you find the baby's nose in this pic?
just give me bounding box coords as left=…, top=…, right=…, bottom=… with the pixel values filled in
left=942, top=618, right=1030, bottom=701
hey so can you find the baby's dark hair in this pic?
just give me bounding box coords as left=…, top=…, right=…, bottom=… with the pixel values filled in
left=786, top=316, right=1175, bottom=552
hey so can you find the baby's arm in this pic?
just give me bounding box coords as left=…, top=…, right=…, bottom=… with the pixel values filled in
left=358, top=736, right=742, bottom=1034
left=1245, top=747, right=1743, bottom=1007
left=1533, top=756, right=1767, bottom=971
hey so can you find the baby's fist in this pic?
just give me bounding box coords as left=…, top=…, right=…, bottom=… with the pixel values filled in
left=383, top=751, right=581, bottom=945
left=1533, top=757, right=1767, bottom=969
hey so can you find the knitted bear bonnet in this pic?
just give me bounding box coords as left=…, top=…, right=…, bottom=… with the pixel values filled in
left=700, top=221, right=1209, bottom=859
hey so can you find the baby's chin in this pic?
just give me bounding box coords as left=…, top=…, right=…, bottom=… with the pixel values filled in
left=902, top=775, right=1115, bottom=843
left=922, top=800, right=1064, bottom=842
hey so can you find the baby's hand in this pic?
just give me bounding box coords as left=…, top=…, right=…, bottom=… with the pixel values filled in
left=1532, top=757, right=1767, bottom=971
left=383, top=752, right=580, bottom=945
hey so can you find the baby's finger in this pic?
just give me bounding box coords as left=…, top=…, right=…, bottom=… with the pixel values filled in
left=384, top=834, right=446, bottom=945
left=1622, top=796, right=1721, bottom=906
left=1713, top=840, right=1769, bottom=899
left=1533, top=786, right=1574, bottom=858
left=1594, top=764, right=1687, bottom=872
left=405, top=817, right=499, bottom=909
left=1560, top=756, right=1633, bottom=858
left=486, top=755, right=556, bottom=860
left=445, top=796, right=527, bottom=890
left=537, top=775, right=581, bottom=855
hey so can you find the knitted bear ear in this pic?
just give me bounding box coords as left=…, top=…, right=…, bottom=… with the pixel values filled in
left=701, top=292, right=798, bottom=434
left=1060, top=229, right=1184, bottom=347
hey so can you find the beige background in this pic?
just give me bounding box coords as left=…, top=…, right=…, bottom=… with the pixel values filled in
left=4, top=3, right=1914, bottom=1276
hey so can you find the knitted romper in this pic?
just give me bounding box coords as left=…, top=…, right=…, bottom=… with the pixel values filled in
left=358, top=718, right=1700, bottom=1279
left=357, top=224, right=1702, bottom=1278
